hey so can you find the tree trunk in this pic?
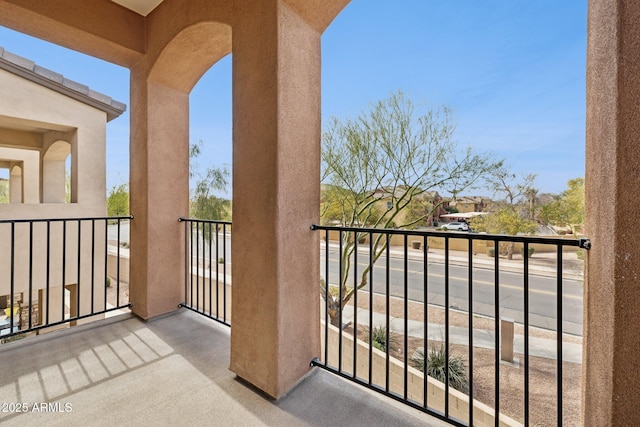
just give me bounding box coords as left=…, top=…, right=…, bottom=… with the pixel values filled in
left=325, top=297, right=342, bottom=328
left=507, top=242, right=515, bottom=260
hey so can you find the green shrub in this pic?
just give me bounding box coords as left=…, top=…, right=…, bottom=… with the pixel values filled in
left=106, top=276, right=111, bottom=288
left=411, top=344, right=469, bottom=393
left=520, top=246, right=535, bottom=258
left=364, top=325, right=399, bottom=353
left=577, top=250, right=585, bottom=260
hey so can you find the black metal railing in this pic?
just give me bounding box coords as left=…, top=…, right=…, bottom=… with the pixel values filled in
left=0, top=216, right=132, bottom=341
left=179, top=218, right=231, bottom=326
left=310, top=224, right=590, bottom=427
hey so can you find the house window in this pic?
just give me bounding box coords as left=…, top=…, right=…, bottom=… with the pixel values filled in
left=386, top=201, right=393, bottom=209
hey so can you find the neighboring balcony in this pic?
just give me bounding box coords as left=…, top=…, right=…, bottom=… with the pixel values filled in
left=0, top=216, right=588, bottom=426
left=0, top=216, right=132, bottom=339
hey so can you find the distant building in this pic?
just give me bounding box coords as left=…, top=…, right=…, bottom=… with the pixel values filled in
left=0, top=48, right=125, bottom=335
left=449, top=196, right=492, bottom=213
left=372, top=187, right=448, bottom=227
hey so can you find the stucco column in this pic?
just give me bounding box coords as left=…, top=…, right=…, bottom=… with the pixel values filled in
left=584, top=1, right=640, bottom=424
left=129, top=72, right=189, bottom=319
left=229, top=0, right=321, bottom=398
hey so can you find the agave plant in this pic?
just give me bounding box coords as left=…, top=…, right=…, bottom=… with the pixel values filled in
left=411, top=344, right=469, bottom=393
left=364, top=324, right=399, bottom=353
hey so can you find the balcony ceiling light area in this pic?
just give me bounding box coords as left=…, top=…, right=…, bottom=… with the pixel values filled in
left=110, top=0, right=164, bottom=16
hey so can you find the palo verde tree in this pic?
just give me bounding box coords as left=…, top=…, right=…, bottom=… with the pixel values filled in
left=469, top=163, right=537, bottom=259
left=0, top=178, right=8, bottom=203
left=189, top=141, right=231, bottom=221
left=540, top=177, right=585, bottom=234
left=321, top=91, right=497, bottom=326
left=107, top=183, right=130, bottom=217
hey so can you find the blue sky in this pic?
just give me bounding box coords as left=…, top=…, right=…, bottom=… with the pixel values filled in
left=0, top=1, right=586, bottom=196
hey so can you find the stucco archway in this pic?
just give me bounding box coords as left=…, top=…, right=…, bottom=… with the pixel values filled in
left=128, top=19, right=234, bottom=322
left=128, top=3, right=331, bottom=398
left=42, top=0, right=348, bottom=398
left=9, top=163, right=22, bottom=203
left=148, top=21, right=232, bottom=94
left=42, top=139, right=71, bottom=203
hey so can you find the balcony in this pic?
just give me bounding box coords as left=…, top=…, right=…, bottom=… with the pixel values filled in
left=0, top=0, right=636, bottom=423
left=1, top=217, right=588, bottom=426
left=0, top=309, right=455, bottom=426
left=179, top=219, right=587, bottom=426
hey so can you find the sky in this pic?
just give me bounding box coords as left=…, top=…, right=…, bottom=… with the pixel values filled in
left=0, top=1, right=586, bottom=197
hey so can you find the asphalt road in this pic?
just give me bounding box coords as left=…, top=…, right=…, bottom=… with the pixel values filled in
left=185, top=231, right=583, bottom=335
left=320, top=247, right=584, bottom=336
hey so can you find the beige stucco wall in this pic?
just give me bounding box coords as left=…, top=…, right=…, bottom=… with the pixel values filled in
left=0, top=69, right=107, bottom=211
left=0, top=220, right=107, bottom=313
left=188, top=269, right=232, bottom=322
left=0, top=62, right=112, bottom=329
left=0, top=146, right=39, bottom=203
left=107, top=247, right=130, bottom=285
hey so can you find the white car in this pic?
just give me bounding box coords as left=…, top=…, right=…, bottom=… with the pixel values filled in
left=443, top=221, right=469, bottom=231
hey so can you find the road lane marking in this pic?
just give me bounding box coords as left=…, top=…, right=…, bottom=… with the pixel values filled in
left=320, top=255, right=583, bottom=300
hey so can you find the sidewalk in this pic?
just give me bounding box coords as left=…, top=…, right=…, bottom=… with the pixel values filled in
left=340, top=305, right=582, bottom=364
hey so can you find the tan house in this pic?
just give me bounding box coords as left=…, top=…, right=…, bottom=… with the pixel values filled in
left=449, top=195, right=491, bottom=213
left=371, top=187, right=448, bottom=227
left=0, top=1, right=636, bottom=425
left=0, top=47, right=125, bottom=334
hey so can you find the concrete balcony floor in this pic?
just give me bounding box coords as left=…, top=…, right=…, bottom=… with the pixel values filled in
left=0, top=310, right=448, bottom=427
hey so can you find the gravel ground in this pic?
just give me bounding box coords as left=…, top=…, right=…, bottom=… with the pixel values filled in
left=349, top=292, right=581, bottom=426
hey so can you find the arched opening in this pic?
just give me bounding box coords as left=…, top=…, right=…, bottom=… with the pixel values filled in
left=42, top=140, right=71, bottom=204
left=148, top=20, right=233, bottom=217
left=148, top=21, right=232, bottom=93
left=187, top=51, right=232, bottom=283
left=0, top=166, right=8, bottom=203
left=189, top=54, right=232, bottom=220
left=9, top=163, right=23, bottom=204
left=128, top=20, right=233, bottom=319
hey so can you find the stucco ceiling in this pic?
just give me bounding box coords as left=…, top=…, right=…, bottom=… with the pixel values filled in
left=0, top=115, right=73, bottom=133
left=110, top=0, right=164, bottom=16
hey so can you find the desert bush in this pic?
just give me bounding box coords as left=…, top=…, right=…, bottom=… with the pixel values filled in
left=411, top=344, right=469, bottom=393
left=364, top=325, right=399, bottom=353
